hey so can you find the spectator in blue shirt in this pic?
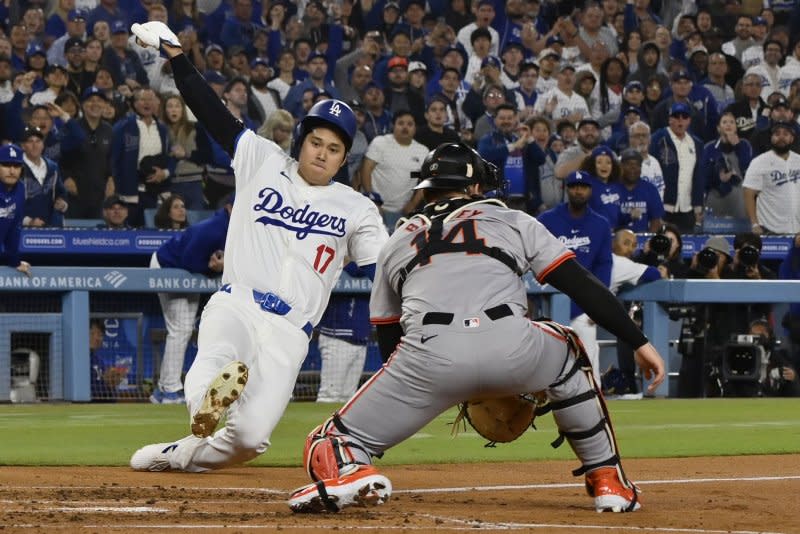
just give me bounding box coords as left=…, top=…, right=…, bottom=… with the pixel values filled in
left=615, top=148, right=664, bottom=233
left=20, top=127, right=68, bottom=228
left=538, top=170, right=613, bottom=383
left=0, top=144, right=31, bottom=275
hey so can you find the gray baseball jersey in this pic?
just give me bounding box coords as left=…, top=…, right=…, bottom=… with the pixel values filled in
left=370, top=198, right=575, bottom=329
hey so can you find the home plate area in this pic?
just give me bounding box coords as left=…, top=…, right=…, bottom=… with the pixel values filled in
left=1, top=456, right=798, bottom=533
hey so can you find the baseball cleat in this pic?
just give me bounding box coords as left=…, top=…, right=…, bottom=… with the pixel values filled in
left=130, top=442, right=179, bottom=471
left=131, top=21, right=180, bottom=48
left=585, top=466, right=641, bottom=512
left=288, top=466, right=392, bottom=513
left=191, top=361, right=249, bottom=438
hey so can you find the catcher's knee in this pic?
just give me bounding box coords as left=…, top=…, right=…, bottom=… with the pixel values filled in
left=303, top=414, right=371, bottom=481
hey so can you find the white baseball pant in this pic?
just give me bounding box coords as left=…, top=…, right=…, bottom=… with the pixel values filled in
left=168, top=285, right=311, bottom=472
left=316, top=334, right=368, bottom=403
left=150, top=253, right=200, bottom=393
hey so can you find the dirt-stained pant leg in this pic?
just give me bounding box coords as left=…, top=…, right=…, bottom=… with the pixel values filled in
left=334, top=314, right=573, bottom=458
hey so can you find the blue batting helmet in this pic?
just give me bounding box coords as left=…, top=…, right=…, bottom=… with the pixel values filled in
left=292, top=99, right=357, bottom=157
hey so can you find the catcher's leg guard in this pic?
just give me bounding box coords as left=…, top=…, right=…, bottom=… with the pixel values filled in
left=537, top=321, right=640, bottom=512
left=303, top=414, right=372, bottom=481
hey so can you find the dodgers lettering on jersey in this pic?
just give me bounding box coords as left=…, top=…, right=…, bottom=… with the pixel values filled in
left=254, top=186, right=347, bottom=239
left=228, top=130, right=388, bottom=325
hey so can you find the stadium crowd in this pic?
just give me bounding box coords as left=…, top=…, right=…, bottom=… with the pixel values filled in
left=1, top=0, right=800, bottom=399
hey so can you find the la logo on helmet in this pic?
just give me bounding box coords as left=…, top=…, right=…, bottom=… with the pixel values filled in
left=328, top=102, right=341, bottom=117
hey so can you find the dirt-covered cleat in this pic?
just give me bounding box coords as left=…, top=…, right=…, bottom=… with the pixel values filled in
left=191, top=361, right=248, bottom=438
left=130, top=442, right=180, bottom=471
left=288, top=466, right=392, bottom=513
left=585, top=466, right=641, bottom=512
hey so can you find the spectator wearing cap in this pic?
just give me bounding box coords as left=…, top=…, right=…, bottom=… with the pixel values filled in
left=20, top=126, right=67, bottom=228
left=478, top=102, right=546, bottom=213
left=47, top=9, right=88, bottom=68
left=247, top=57, right=280, bottom=127
left=87, top=0, right=130, bottom=39
left=414, top=96, right=460, bottom=150
left=513, top=60, right=539, bottom=119
left=534, top=47, right=559, bottom=95
left=649, top=102, right=705, bottom=233
left=457, top=0, right=499, bottom=57
left=607, top=106, right=645, bottom=153
left=361, top=110, right=428, bottom=231
left=618, top=80, right=647, bottom=120
left=203, top=44, right=233, bottom=82
left=746, top=39, right=784, bottom=102
left=45, top=1, right=75, bottom=46
left=651, top=69, right=719, bottom=142
left=402, top=0, right=427, bottom=40
left=538, top=169, right=613, bottom=384
left=722, top=16, right=755, bottom=62
left=686, top=45, right=709, bottom=81
left=29, top=64, right=69, bottom=106
left=499, top=41, right=525, bottom=89
left=383, top=56, right=425, bottom=126
left=744, top=120, right=800, bottom=234
left=698, top=111, right=753, bottom=221
left=748, top=94, right=800, bottom=154
left=533, top=63, right=590, bottom=124
left=554, top=118, right=602, bottom=179
left=60, top=86, right=114, bottom=219
left=407, top=61, right=427, bottom=98
left=98, top=195, right=130, bottom=229
left=220, top=0, right=264, bottom=55
left=0, top=144, right=31, bottom=275
left=282, top=51, right=340, bottom=119
left=701, top=52, right=735, bottom=114
left=615, top=147, right=664, bottom=232
left=111, top=86, right=172, bottom=227
left=102, top=20, right=148, bottom=88
left=24, top=42, right=49, bottom=95
left=60, top=39, right=94, bottom=97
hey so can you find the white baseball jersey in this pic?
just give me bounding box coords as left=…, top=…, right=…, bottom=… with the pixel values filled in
left=533, top=87, right=590, bottom=122
left=610, top=254, right=649, bottom=295
left=228, top=129, right=389, bottom=325
left=742, top=149, right=800, bottom=234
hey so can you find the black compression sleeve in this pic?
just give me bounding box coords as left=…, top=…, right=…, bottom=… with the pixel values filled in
left=169, top=53, right=244, bottom=157
left=542, top=258, right=649, bottom=350
left=376, top=323, right=403, bottom=363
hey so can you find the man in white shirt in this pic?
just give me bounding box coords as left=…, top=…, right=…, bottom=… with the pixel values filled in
left=456, top=0, right=499, bottom=57
left=743, top=121, right=800, bottom=235
left=629, top=121, right=664, bottom=200
left=533, top=63, right=589, bottom=124
left=534, top=47, right=559, bottom=95
left=721, top=15, right=754, bottom=62
left=746, top=40, right=784, bottom=102
left=361, top=110, right=430, bottom=231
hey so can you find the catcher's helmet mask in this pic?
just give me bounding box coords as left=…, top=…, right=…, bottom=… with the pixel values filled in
left=291, top=99, right=357, bottom=159
left=414, top=142, right=501, bottom=194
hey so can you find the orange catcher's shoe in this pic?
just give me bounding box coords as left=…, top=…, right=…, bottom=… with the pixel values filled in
left=585, top=466, right=641, bottom=512
left=288, top=465, right=392, bottom=513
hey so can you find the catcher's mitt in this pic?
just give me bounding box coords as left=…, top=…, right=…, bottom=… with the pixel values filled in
left=452, top=393, right=548, bottom=447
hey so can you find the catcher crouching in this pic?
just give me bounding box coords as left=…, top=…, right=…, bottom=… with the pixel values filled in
left=288, top=143, right=665, bottom=514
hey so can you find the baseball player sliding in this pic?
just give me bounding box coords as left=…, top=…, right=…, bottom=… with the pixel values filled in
left=129, top=22, right=388, bottom=472
left=287, top=143, right=665, bottom=513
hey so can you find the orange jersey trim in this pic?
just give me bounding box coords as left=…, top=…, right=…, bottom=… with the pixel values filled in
left=370, top=316, right=401, bottom=325
left=536, top=251, right=576, bottom=283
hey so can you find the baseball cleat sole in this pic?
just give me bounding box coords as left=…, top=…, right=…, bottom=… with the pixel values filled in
left=289, top=468, right=392, bottom=513
left=191, top=361, right=248, bottom=438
